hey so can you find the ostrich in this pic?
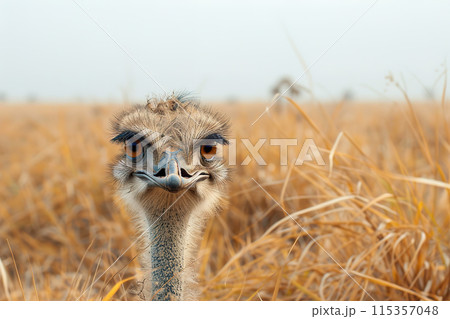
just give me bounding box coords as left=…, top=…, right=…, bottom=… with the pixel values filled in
left=110, top=94, right=230, bottom=300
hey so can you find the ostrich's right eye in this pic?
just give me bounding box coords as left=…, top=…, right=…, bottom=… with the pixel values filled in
left=124, top=140, right=144, bottom=161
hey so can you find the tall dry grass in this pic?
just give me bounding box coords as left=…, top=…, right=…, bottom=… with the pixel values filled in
left=0, top=97, right=448, bottom=300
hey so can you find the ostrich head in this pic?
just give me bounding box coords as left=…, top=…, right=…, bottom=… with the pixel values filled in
left=110, top=94, right=230, bottom=300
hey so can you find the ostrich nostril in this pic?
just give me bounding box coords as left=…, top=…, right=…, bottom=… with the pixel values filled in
left=154, top=168, right=166, bottom=177
left=180, top=168, right=192, bottom=178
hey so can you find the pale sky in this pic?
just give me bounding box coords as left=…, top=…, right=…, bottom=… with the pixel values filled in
left=1, top=0, right=450, bottom=102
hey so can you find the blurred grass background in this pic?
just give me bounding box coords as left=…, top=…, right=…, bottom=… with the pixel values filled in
left=0, top=97, right=448, bottom=300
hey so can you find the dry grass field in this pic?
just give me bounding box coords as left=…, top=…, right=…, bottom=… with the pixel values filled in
left=0, top=97, right=449, bottom=301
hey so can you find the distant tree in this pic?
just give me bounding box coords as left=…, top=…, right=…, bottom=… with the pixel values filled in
left=226, top=96, right=238, bottom=104
left=27, top=94, right=37, bottom=103
left=342, top=89, right=354, bottom=101
left=271, top=77, right=303, bottom=100
left=424, top=87, right=434, bottom=100
left=271, top=77, right=305, bottom=114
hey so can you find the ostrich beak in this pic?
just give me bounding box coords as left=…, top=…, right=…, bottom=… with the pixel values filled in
left=133, top=149, right=209, bottom=193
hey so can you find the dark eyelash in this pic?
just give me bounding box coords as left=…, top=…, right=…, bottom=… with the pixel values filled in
left=203, top=133, right=229, bottom=145
left=111, top=130, right=138, bottom=143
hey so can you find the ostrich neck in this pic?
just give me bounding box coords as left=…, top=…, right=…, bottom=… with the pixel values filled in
left=147, top=208, right=191, bottom=301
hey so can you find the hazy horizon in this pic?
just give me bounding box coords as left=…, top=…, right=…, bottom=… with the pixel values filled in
left=1, top=0, right=450, bottom=103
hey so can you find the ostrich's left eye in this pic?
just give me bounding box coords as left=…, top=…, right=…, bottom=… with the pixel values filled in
left=200, top=144, right=217, bottom=161
left=124, top=140, right=144, bottom=161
